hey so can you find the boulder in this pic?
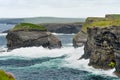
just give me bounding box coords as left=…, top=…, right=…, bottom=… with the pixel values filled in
left=73, top=31, right=87, bottom=48
left=6, top=23, right=62, bottom=50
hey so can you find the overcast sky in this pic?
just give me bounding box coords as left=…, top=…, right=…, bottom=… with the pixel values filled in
left=0, top=0, right=120, bottom=18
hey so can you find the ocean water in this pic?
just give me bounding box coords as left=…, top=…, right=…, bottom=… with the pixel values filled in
left=0, top=24, right=120, bottom=80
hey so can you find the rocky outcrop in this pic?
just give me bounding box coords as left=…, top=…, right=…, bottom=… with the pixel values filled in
left=41, top=23, right=83, bottom=34
left=87, top=27, right=116, bottom=69
left=73, top=14, right=120, bottom=48
left=6, top=30, right=62, bottom=50
left=80, top=28, right=97, bottom=59
left=83, top=26, right=120, bottom=76
left=6, top=23, right=62, bottom=50
left=73, top=31, right=87, bottom=48
left=0, top=70, right=15, bottom=80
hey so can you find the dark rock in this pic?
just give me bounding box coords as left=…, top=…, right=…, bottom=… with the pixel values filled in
left=83, top=27, right=120, bottom=70
left=80, top=28, right=98, bottom=59
left=40, top=23, right=83, bottom=34
left=82, top=26, right=120, bottom=77
left=6, top=30, right=62, bottom=50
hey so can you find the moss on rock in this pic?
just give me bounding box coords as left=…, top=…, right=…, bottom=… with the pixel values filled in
left=108, top=61, right=116, bottom=68
left=11, top=23, right=47, bottom=31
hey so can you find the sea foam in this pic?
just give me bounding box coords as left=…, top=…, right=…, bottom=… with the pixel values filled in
left=0, top=43, right=116, bottom=77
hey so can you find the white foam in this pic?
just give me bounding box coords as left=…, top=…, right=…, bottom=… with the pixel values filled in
left=62, top=46, right=116, bottom=77
left=0, top=47, right=74, bottom=59
left=52, top=33, right=75, bottom=35
left=0, top=46, right=117, bottom=77
left=0, top=33, right=7, bottom=36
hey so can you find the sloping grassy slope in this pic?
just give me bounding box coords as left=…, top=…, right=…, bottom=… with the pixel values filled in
left=81, top=15, right=120, bottom=33
left=11, top=23, right=47, bottom=31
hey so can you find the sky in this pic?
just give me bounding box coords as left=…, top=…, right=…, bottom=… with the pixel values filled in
left=0, top=0, right=120, bottom=18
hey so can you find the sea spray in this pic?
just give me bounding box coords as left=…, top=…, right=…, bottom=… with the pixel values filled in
left=0, top=33, right=7, bottom=36
left=0, top=46, right=116, bottom=77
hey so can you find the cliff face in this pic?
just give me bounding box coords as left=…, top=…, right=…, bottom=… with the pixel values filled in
left=83, top=26, right=120, bottom=76
left=6, top=23, right=62, bottom=50
left=7, top=31, right=62, bottom=50
left=40, top=23, right=83, bottom=34
left=73, top=14, right=120, bottom=48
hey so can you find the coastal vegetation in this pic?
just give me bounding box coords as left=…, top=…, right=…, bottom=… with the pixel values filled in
left=11, top=23, right=47, bottom=31
left=81, top=14, right=120, bottom=32
left=108, top=62, right=116, bottom=68
left=0, top=70, right=15, bottom=80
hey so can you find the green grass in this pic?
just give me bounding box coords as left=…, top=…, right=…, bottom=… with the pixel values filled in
left=108, top=62, right=116, bottom=68
left=106, top=14, right=120, bottom=20
left=81, top=19, right=120, bottom=33
left=0, top=70, right=15, bottom=80
left=11, top=23, right=47, bottom=31
left=74, top=14, right=120, bottom=43
left=86, top=17, right=106, bottom=23
left=81, top=17, right=107, bottom=32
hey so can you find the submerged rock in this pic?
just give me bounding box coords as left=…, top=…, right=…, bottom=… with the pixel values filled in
left=6, top=23, right=62, bottom=50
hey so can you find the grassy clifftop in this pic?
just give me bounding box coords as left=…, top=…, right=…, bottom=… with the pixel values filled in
left=73, top=14, right=120, bottom=47
left=106, top=14, right=120, bottom=20
left=11, top=23, right=47, bottom=31
left=81, top=14, right=120, bottom=32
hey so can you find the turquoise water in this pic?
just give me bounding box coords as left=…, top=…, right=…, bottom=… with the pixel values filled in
left=0, top=24, right=120, bottom=80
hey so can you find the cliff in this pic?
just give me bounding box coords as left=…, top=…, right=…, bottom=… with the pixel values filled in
left=6, top=23, right=62, bottom=50
left=40, top=23, right=83, bottom=34
left=83, top=26, right=120, bottom=77
left=73, top=14, right=120, bottom=47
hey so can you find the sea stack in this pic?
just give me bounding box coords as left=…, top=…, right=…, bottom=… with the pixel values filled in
left=6, top=23, right=62, bottom=50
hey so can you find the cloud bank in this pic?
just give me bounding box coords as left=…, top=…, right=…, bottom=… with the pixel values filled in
left=0, top=0, right=120, bottom=18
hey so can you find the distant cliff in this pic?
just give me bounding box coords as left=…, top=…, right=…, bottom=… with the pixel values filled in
left=40, top=23, right=83, bottom=34
left=0, top=17, right=85, bottom=24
